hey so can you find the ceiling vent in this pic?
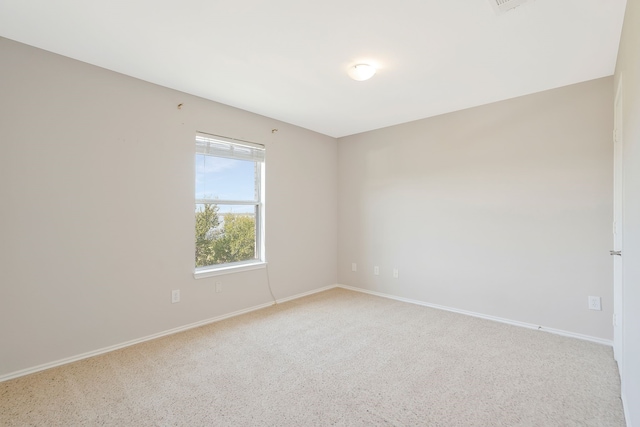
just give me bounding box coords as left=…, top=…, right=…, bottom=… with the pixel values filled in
left=489, top=0, right=531, bottom=15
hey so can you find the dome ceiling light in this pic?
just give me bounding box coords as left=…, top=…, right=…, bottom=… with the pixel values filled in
left=347, top=64, right=377, bottom=81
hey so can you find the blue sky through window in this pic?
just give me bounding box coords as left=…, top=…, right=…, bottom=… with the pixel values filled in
left=195, top=154, right=256, bottom=214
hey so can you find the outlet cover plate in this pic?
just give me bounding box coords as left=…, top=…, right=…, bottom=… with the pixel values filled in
left=588, top=296, right=601, bottom=311
left=171, top=290, right=180, bottom=303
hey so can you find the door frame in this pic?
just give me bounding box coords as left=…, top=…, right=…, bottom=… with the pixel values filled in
left=613, top=76, right=624, bottom=371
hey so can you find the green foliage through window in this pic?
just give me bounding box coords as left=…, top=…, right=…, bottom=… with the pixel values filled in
left=195, top=204, right=256, bottom=268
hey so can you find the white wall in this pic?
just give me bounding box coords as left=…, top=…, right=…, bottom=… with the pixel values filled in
left=0, top=37, right=338, bottom=378
left=615, top=2, right=640, bottom=424
left=338, top=78, right=614, bottom=341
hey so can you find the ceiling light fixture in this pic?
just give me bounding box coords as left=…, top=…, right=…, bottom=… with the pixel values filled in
left=348, top=64, right=376, bottom=81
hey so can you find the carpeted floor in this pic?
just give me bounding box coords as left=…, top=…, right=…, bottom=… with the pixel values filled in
left=0, top=288, right=625, bottom=426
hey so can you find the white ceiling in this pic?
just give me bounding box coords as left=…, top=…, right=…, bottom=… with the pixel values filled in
left=0, top=0, right=627, bottom=138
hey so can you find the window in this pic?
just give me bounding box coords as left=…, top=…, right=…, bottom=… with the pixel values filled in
left=194, top=133, right=265, bottom=277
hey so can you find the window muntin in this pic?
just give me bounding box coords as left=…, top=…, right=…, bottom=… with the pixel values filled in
left=195, top=133, right=264, bottom=272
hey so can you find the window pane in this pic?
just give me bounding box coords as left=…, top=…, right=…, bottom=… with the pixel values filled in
left=195, top=155, right=257, bottom=201
left=195, top=203, right=257, bottom=268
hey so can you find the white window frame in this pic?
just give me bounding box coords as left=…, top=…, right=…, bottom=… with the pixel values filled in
left=194, top=132, right=266, bottom=279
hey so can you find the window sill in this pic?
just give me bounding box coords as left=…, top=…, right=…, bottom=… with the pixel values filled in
left=194, top=261, right=267, bottom=279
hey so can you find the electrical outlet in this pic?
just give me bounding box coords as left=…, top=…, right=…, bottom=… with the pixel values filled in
left=351, top=263, right=357, bottom=272
left=588, top=296, right=601, bottom=311
left=374, top=266, right=380, bottom=275
left=171, top=290, right=180, bottom=304
left=215, top=282, right=222, bottom=293
left=393, top=268, right=399, bottom=279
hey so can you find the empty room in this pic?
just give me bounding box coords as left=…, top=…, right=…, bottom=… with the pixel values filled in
left=1, top=0, right=638, bottom=426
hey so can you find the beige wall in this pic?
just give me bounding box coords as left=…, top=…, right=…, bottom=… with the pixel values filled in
left=338, top=78, right=614, bottom=340
left=615, top=1, right=640, bottom=424
left=0, top=37, right=338, bottom=377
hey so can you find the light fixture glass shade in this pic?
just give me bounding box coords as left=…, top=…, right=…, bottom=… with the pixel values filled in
left=348, top=64, right=376, bottom=81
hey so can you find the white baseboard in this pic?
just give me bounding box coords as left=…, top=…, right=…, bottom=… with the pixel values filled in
left=0, top=284, right=336, bottom=383
left=275, top=284, right=337, bottom=304
left=336, top=284, right=613, bottom=347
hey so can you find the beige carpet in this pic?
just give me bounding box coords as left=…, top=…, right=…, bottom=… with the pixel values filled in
left=0, top=288, right=625, bottom=426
